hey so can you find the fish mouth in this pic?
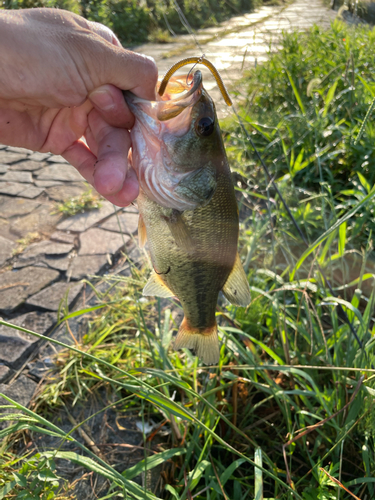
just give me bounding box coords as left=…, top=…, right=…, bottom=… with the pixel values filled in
left=124, top=70, right=203, bottom=131
left=125, top=70, right=211, bottom=211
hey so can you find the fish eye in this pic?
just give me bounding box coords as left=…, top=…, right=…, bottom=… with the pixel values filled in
left=196, top=117, right=215, bottom=137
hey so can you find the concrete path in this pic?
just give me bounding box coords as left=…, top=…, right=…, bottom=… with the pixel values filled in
left=135, top=0, right=336, bottom=117
left=0, top=0, right=336, bottom=419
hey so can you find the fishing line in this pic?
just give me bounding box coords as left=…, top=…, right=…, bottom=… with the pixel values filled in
left=162, top=5, right=176, bottom=36
left=171, top=0, right=204, bottom=54
left=169, top=4, right=366, bottom=355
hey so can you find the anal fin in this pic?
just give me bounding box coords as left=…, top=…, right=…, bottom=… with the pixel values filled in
left=174, top=318, right=219, bottom=365
left=143, top=271, right=174, bottom=298
left=222, top=253, right=251, bottom=307
left=138, top=214, right=147, bottom=248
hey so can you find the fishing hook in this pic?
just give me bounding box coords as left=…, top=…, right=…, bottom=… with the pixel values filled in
left=158, top=56, right=232, bottom=106
left=186, top=53, right=206, bottom=85
left=155, top=266, right=171, bottom=275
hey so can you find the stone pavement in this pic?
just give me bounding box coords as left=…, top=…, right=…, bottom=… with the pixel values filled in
left=0, top=145, right=140, bottom=401
left=135, top=0, right=336, bottom=118
left=0, top=0, right=337, bottom=422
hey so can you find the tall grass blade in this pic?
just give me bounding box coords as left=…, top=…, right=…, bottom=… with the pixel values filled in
left=254, top=447, right=263, bottom=500
left=287, top=70, right=305, bottom=114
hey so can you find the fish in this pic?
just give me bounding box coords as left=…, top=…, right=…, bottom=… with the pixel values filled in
left=125, top=68, right=250, bottom=365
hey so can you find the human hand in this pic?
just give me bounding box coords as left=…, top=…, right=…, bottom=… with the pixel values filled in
left=0, top=8, right=158, bottom=206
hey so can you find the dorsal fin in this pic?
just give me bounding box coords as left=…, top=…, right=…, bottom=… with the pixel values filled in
left=138, top=214, right=147, bottom=248
left=222, top=253, right=251, bottom=307
left=143, top=271, right=175, bottom=298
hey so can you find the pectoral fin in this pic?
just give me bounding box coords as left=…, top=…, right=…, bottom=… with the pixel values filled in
left=165, top=210, right=194, bottom=254
left=222, top=253, right=251, bottom=307
left=143, top=271, right=175, bottom=298
left=138, top=215, right=147, bottom=248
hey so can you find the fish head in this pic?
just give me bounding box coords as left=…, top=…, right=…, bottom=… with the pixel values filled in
left=125, top=70, right=225, bottom=211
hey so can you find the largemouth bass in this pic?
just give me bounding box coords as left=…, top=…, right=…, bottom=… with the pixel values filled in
left=125, top=69, right=250, bottom=365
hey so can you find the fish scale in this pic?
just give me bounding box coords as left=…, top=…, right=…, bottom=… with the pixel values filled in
left=139, top=167, right=238, bottom=326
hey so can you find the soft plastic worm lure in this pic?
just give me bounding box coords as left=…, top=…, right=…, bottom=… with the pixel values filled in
left=158, top=56, right=233, bottom=106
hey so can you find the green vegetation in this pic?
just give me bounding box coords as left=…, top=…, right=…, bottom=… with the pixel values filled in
left=1, top=0, right=262, bottom=45
left=2, top=18, right=375, bottom=500
left=54, top=187, right=102, bottom=216
left=225, top=20, right=375, bottom=247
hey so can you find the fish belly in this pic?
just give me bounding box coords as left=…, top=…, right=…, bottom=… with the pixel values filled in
left=138, top=171, right=239, bottom=364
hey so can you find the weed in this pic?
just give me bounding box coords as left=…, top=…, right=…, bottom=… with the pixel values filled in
left=0, top=450, right=72, bottom=499
left=12, top=232, right=42, bottom=257
left=54, top=188, right=102, bottom=217
left=148, top=28, right=172, bottom=43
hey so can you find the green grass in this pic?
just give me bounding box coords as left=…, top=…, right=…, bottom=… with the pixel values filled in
left=54, top=187, right=102, bottom=217
left=2, top=18, right=375, bottom=500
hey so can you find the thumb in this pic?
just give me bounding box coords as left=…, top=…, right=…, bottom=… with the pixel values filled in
left=82, top=31, right=158, bottom=100
left=103, top=49, right=158, bottom=101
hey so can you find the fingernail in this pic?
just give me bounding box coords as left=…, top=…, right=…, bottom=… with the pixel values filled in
left=89, top=89, right=115, bottom=111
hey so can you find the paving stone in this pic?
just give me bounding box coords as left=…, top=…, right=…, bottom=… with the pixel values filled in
left=28, top=359, right=52, bottom=381
left=35, top=180, right=63, bottom=188
left=48, top=155, right=68, bottom=163
left=6, top=146, right=33, bottom=155
left=0, top=198, right=41, bottom=218
left=0, top=311, right=55, bottom=368
left=46, top=182, right=87, bottom=202
left=0, top=218, right=16, bottom=242
left=0, top=235, right=16, bottom=267
left=0, top=267, right=60, bottom=313
left=19, top=186, right=45, bottom=199
left=100, top=212, right=139, bottom=235
left=0, top=164, right=9, bottom=174
left=28, top=152, right=51, bottom=161
left=50, top=231, right=76, bottom=245
left=69, top=254, right=109, bottom=280
left=127, top=244, right=147, bottom=266
left=9, top=160, right=46, bottom=172
left=0, top=151, right=28, bottom=164
left=0, top=181, right=28, bottom=196
left=0, top=375, right=37, bottom=429
left=1, top=171, right=33, bottom=183
left=43, top=255, right=72, bottom=272
left=36, top=164, right=83, bottom=182
left=26, top=281, right=83, bottom=311
left=19, top=241, right=74, bottom=260
left=57, top=201, right=118, bottom=232
left=10, top=204, right=62, bottom=238
left=78, top=228, right=128, bottom=255
left=0, top=194, right=9, bottom=205
left=14, top=241, right=74, bottom=269
left=0, top=365, right=10, bottom=383
left=13, top=258, right=47, bottom=270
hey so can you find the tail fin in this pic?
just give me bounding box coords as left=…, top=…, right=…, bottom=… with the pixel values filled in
left=174, top=318, right=219, bottom=365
